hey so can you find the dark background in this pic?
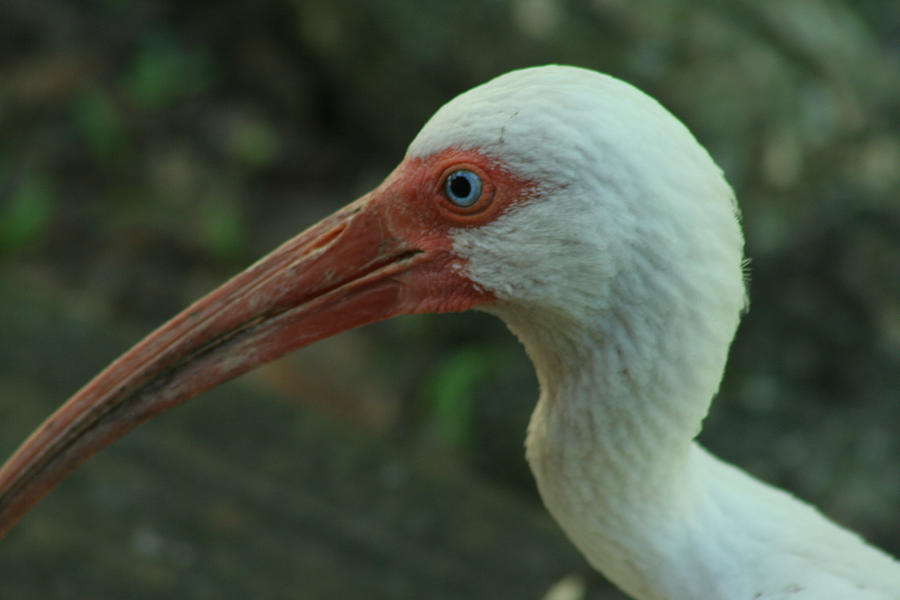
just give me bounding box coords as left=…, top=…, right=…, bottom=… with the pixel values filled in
left=1, top=1, right=898, bottom=598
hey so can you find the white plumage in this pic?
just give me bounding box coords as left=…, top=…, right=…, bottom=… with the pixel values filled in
left=0, top=65, right=897, bottom=600
left=413, top=66, right=900, bottom=600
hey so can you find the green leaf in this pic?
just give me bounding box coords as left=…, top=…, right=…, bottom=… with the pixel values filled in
left=423, top=346, right=497, bottom=450
left=0, top=174, right=55, bottom=255
left=200, top=191, right=246, bottom=261
left=126, top=36, right=212, bottom=110
left=72, top=89, right=129, bottom=162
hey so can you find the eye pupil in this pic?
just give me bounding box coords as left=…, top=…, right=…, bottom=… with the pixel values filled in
left=444, top=169, right=483, bottom=208
left=449, top=174, right=471, bottom=198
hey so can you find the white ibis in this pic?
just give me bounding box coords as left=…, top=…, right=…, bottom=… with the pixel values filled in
left=0, top=65, right=898, bottom=599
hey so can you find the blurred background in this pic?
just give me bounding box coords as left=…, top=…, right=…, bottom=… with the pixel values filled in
left=0, top=1, right=898, bottom=598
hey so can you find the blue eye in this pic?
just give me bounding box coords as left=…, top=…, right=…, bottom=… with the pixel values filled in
left=444, top=170, right=483, bottom=208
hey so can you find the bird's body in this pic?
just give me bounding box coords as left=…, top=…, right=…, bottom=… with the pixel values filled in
left=0, top=65, right=897, bottom=599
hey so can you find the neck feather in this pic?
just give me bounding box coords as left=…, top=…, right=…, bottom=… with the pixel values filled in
left=496, top=306, right=900, bottom=600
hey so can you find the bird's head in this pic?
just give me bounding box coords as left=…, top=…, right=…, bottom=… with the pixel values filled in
left=407, top=66, right=747, bottom=380
left=0, top=65, right=746, bottom=536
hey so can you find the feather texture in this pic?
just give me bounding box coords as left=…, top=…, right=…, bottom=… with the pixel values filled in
left=412, top=66, right=900, bottom=600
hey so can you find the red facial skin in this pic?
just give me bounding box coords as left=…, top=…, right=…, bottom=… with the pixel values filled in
left=0, top=148, right=532, bottom=539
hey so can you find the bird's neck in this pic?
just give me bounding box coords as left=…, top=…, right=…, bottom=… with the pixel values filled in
left=506, top=305, right=715, bottom=598
left=501, top=308, right=900, bottom=600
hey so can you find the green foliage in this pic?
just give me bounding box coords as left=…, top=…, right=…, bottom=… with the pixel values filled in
left=125, top=35, right=213, bottom=110
left=0, top=172, right=55, bottom=255
left=72, top=89, right=130, bottom=163
left=422, top=345, right=498, bottom=451
left=199, top=189, right=247, bottom=262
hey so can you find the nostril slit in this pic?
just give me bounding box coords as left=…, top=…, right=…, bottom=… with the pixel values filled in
left=396, top=250, right=424, bottom=262
left=309, top=223, right=348, bottom=251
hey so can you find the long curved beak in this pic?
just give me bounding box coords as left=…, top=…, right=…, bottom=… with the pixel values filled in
left=0, top=173, right=471, bottom=538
